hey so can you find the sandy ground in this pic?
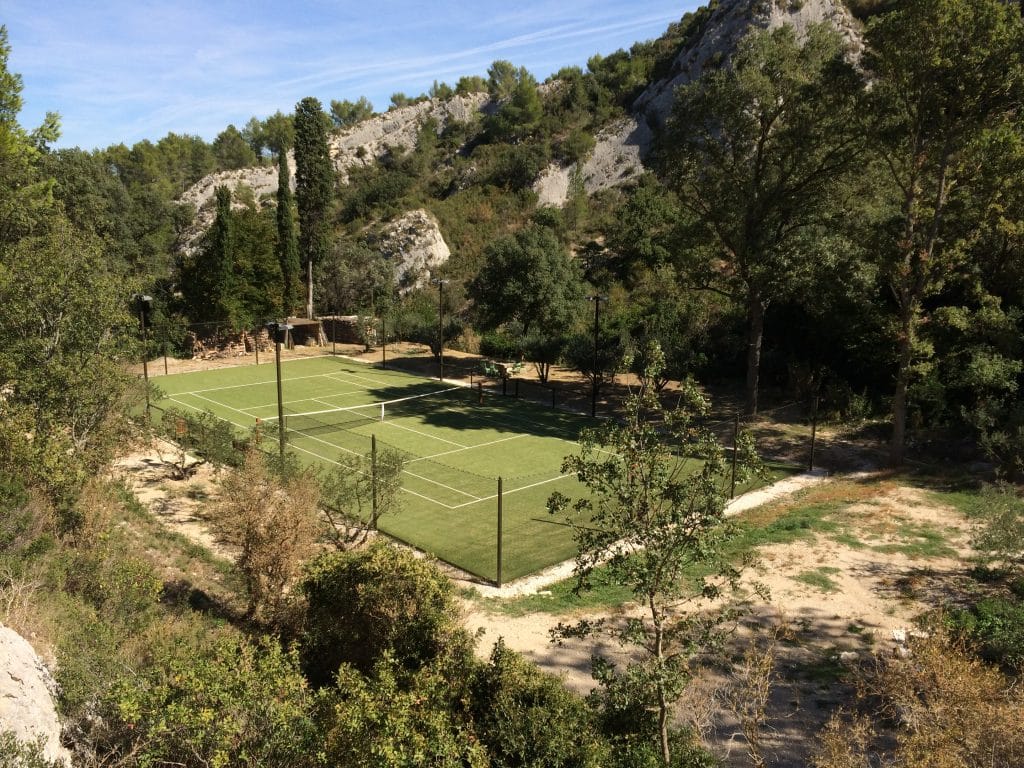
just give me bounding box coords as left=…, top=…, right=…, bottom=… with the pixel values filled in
left=120, top=348, right=979, bottom=766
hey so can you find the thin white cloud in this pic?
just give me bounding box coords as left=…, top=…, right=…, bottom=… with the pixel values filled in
left=6, top=0, right=696, bottom=148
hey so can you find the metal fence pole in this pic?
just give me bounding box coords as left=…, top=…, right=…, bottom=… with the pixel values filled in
left=496, top=476, right=503, bottom=588
left=809, top=395, right=819, bottom=472
left=372, top=434, right=378, bottom=521
left=730, top=414, right=739, bottom=499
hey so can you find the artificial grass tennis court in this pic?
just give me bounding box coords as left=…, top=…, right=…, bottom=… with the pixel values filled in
left=152, top=355, right=597, bottom=582
left=150, top=354, right=789, bottom=583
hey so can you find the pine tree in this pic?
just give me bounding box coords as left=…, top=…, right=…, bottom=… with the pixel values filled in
left=293, top=97, right=333, bottom=318
left=275, top=153, right=301, bottom=316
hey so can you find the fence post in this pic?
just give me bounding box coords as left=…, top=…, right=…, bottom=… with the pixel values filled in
left=496, top=476, right=503, bottom=588
left=809, top=395, right=819, bottom=472
left=514, top=379, right=519, bottom=398
left=372, top=434, right=378, bottom=521
left=502, top=376, right=507, bottom=396
left=477, top=381, right=483, bottom=405
left=730, top=414, right=739, bottom=499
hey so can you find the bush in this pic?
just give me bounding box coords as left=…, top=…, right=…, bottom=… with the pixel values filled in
left=814, top=629, right=1024, bottom=768
left=470, top=640, right=609, bottom=767
left=0, top=731, right=61, bottom=768
left=97, top=634, right=320, bottom=768
left=322, top=657, right=487, bottom=768
left=948, top=597, right=1024, bottom=671
left=300, top=543, right=470, bottom=685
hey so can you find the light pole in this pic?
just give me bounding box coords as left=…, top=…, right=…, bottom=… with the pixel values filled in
left=266, top=320, right=293, bottom=460
left=431, top=278, right=450, bottom=381
left=587, top=295, right=607, bottom=418
left=135, top=294, right=153, bottom=420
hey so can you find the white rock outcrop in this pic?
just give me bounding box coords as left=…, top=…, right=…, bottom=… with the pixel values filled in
left=537, top=0, right=862, bottom=207
left=0, top=625, right=71, bottom=765
left=635, top=0, right=861, bottom=129
left=376, top=209, right=451, bottom=292
left=180, top=92, right=490, bottom=213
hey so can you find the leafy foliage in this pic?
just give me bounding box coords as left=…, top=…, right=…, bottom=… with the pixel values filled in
left=300, top=543, right=469, bottom=684
left=100, top=635, right=321, bottom=768
left=549, top=346, right=762, bottom=764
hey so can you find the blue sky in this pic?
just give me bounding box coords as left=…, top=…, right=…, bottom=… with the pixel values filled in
left=4, top=1, right=700, bottom=151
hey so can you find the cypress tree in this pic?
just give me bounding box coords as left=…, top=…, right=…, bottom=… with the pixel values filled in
left=293, top=97, right=333, bottom=318
left=207, top=184, right=236, bottom=325
left=275, top=152, right=301, bottom=316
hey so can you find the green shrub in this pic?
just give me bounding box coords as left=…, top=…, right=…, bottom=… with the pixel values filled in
left=322, top=657, right=487, bottom=768
left=470, top=640, right=609, bottom=767
left=300, top=543, right=470, bottom=685
left=0, top=731, right=62, bottom=768
left=98, top=635, right=319, bottom=768
left=948, top=597, right=1024, bottom=671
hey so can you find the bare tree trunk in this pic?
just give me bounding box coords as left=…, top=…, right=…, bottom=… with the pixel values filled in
left=745, top=293, right=765, bottom=416
left=651, top=597, right=672, bottom=766
left=890, top=304, right=914, bottom=466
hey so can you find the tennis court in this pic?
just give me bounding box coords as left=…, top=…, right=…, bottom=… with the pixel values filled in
left=152, top=355, right=594, bottom=582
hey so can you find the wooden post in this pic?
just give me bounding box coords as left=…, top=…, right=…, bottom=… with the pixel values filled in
left=730, top=414, right=739, bottom=499
left=496, top=476, right=503, bottom=588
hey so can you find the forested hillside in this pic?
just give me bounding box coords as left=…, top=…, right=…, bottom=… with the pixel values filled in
left=2, top=0, right=1024, bottom=766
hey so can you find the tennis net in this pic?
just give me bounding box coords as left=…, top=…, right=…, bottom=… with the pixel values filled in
left=259, top=385, right=467, bottom=441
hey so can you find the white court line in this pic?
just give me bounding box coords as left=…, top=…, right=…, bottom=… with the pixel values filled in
left=401, top=468, right=482, bottom=500
left=408, top=433, right=527, bottom=463
left=448, top=472, right=574, bottom=509
left=181, top=369, right=351, bottom=396
left=326, top=369, right=398, bottom=389
left=166, top=397, right=250, bottom=429
left=384, top=420, right=468, bottom=448
left=284, top=428, right=481, bottom=502
left=186, top=391, right=261, bottom=421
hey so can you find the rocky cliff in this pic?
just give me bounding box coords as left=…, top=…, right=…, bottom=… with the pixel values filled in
left=535, top=0, right=861, bottom=206
left=0, top=625, right=71, bottom=765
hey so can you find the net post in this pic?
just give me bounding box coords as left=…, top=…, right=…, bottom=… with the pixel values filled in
left=380, top=402, right=385, bottom=422
left=372, top=434, right=378, bottom=522
left=496, top=476, right=503, bottom=588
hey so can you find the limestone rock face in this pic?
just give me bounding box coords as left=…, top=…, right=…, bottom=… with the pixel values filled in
left=537, top=0, right=861, bottom=207
left=634, top=0, right=862, bottom=129
left=376, top=209, right=451, bottom=292
left=180, top=92, right=490, bottom=213
left=177, top=93, right=490, bottom=258
left=0, top=625, right=71, bottom=765
left=534, top=118, right=652, bottom=206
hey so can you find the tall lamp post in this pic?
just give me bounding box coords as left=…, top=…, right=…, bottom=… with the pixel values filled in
left=587, top=295, right=607, bottom=418
left=266, top=320, right=293, bottom=460
left=431, top=278, right=450, bottom=382
left=134, top=294, right=153, bottom=420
